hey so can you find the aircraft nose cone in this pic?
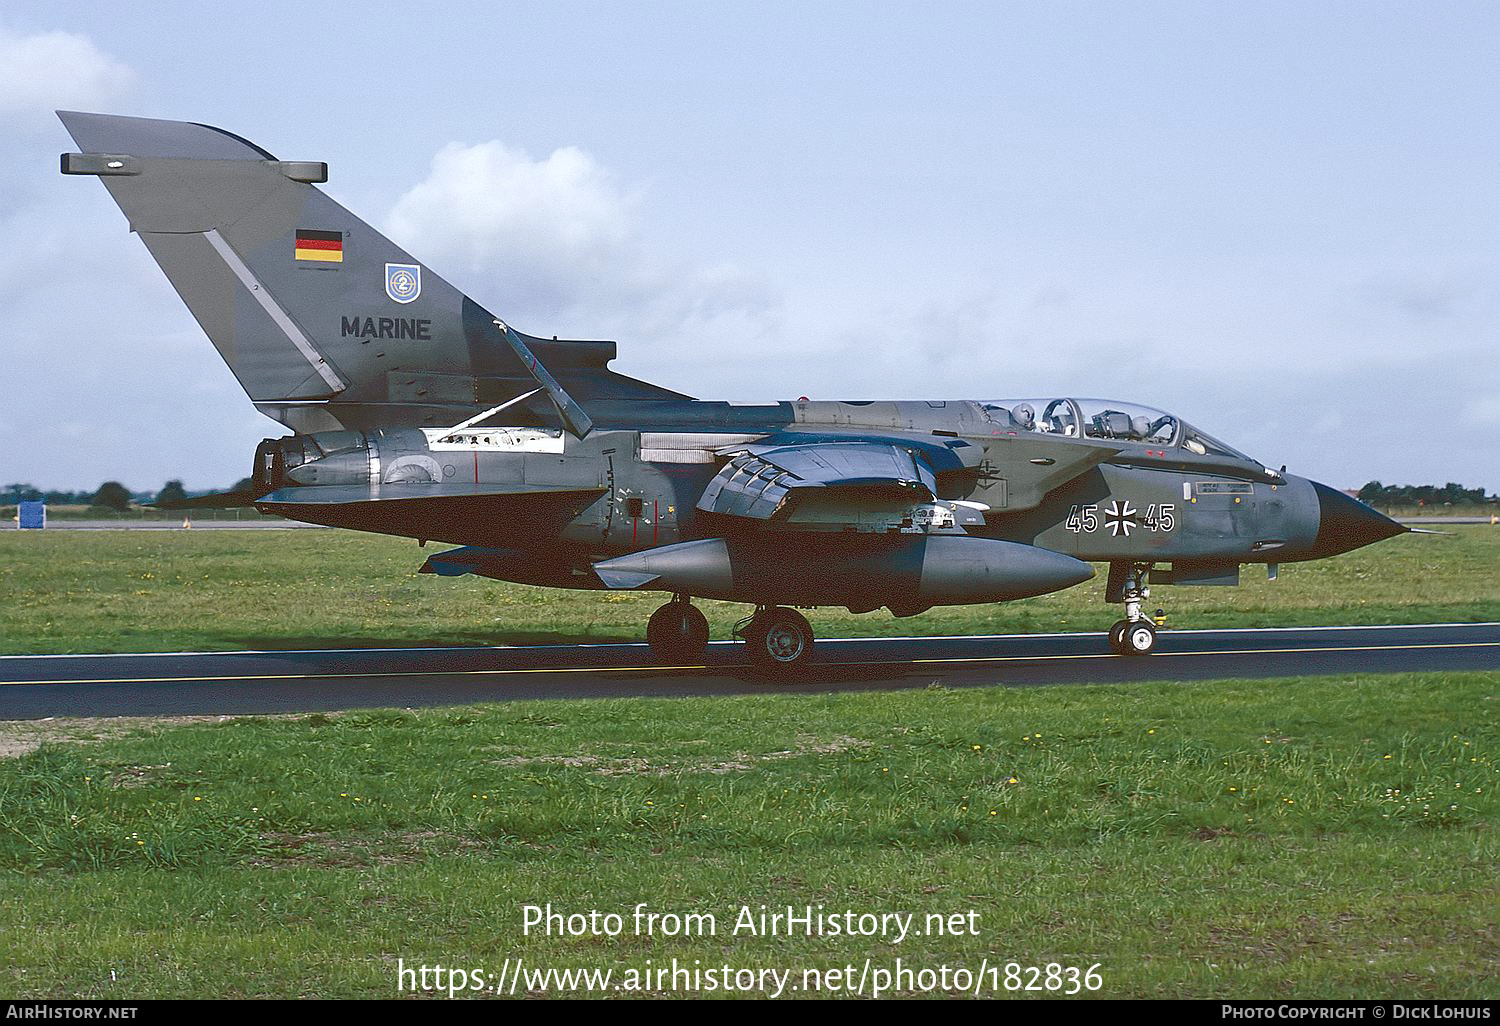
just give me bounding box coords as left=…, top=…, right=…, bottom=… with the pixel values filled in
left=1312, top=481, right=1406, bottom=556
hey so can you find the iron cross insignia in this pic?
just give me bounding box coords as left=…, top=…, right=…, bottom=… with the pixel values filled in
left=1105, top=499, right=1138, bottom=537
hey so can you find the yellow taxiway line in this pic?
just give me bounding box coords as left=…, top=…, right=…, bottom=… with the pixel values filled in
left=2, top=641, right=1496, bottom=688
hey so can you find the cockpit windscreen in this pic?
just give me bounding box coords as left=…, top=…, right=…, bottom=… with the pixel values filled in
left=980, top=397, right=1260, bottom=466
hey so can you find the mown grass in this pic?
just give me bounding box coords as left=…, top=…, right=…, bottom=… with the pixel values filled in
left=0, top=672, right=1494, bottom=998
left=1, top=505, right=278, bottom=521
left=0, top=526, right=1496, bottom=654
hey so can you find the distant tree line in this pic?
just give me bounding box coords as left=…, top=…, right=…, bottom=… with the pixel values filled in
left=1358, top=481, right=1497, bottom=507
left=5, top=483, right=101, bottom=505
left=4, top=479, right=206, bottom=511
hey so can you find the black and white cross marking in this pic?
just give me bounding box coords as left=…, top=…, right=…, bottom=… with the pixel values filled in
left=1104, top=499, right=1138, bottom=537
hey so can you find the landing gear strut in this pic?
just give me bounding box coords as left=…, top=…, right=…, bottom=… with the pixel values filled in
left=738, top=606, right=815, bottom=673
left=646, top=596, right=709, bottom=663
left=1108, top=562, right=1158, bottom=656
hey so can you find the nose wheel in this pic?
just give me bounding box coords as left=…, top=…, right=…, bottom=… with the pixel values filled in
left=739, top=606, right=815, bottom=673
left=1107, top=562, right=1160, bottom=657
left=646, top=597, right=709, bottom=663
left=1110, top=619, right=1157, bottom=656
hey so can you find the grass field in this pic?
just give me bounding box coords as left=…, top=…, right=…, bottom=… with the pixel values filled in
left=0, top=525, right=1496, bottom=654
left=1, top=527, right=1495, bottom=998
left=2, top=505, right=281, bottom=522
left=0, top=672, right=1494, bottom=998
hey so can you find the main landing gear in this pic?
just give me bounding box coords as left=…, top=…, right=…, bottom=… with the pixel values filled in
left=645, top=599, right=817, bottom=673
left=646, top=596, right=709, bottom=663
left=737, top=606, right=815, bottom=673
left=1108, top=562, right=1159, bottom=657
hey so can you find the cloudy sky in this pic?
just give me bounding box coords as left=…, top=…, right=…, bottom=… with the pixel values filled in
left=2, top=1, right=1495, bottom=492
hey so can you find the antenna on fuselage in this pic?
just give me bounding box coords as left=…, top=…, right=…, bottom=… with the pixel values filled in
left=494, top=319, right=595, bottom=439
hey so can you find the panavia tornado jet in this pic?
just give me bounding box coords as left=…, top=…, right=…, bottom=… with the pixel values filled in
left=59, top=111, right=1408, bottom=670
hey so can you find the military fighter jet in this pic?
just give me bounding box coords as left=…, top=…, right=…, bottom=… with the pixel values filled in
left=58, top=111, right=1409, bottom=671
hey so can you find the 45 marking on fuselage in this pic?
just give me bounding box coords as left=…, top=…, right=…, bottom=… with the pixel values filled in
left=1066, top=499, right=1176, bottom=538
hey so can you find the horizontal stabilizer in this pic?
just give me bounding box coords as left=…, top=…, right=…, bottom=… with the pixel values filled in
left=257, top=484, right=605, bottom=550
left=150, top=486, right=267, bottom=510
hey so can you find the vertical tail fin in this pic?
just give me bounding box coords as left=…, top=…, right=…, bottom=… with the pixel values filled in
left=58, top=111, right=682, bottom=433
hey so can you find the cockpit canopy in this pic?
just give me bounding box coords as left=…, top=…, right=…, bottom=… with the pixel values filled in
left=980, top=398, right=1259, bottom=464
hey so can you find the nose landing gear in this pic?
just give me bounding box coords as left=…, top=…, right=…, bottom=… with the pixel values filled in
left=646, top=596, right=709, bottom=663
left=1111, top=619, right=1157, bottom=656
left=1108, top=562, right=1158, bottom=656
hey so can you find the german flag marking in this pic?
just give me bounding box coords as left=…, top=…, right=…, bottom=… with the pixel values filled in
left=295, top=229, right=343, bottom=263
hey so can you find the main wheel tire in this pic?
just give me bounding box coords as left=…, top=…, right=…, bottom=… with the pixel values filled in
left=646, top=602, right=709, bottom=663
left=1123, top=621, right=1157, bottom=656
left=1108, top=619, right=1130, bottom=654
left=746, top=607, right=814, bottom=673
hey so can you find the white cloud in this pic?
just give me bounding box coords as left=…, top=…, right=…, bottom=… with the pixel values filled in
left=0, top=28, right=259, bottom=490
left=383, top=139, right=780, bottom=358
left=0, top=26, right=134, bottom=122
left=387, top=141, right=636, bottom=304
